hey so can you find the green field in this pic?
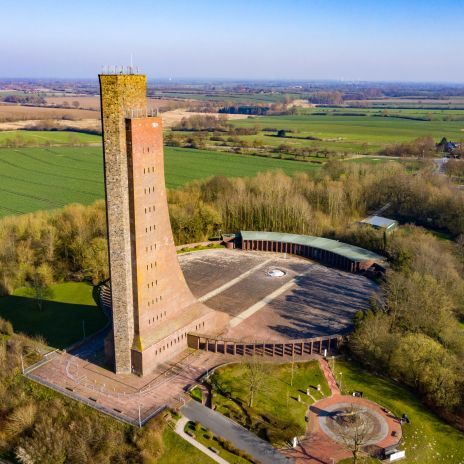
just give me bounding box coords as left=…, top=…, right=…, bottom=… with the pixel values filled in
left=0, top=130, right=101, bottom=145
left=0, top=145, right=320, bottom=217
left=1, top=109, right=460, bottom=218
left=0, top=282, right=107, bottom=348
left=337, top=360, right=464, bottom=463
left=228, top=112, right=464, bottom=153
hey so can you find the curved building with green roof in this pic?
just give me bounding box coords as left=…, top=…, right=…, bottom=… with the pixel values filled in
left=240, top=231, right=384, bottom=273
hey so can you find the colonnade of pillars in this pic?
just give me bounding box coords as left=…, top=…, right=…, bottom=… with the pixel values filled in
left=243, top=239, right=360, bottom=272
left=187, top=334, right=341, bottom=357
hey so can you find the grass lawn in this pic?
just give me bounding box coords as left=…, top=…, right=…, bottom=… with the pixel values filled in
left=337, top=360, right=464, bottom=463
left=0, top=282, right=107, bottom=348
left=210, top=360, right=330, bottom=445
left=0, top=130, right=101, bottom=145
left=157, top=426, right=217, bottom=464
left=184, top=421, right=253, bottom=464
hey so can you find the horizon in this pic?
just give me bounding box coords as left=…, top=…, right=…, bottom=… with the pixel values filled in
left=1, top=0, right=463, bottom=83
left=2, top=76, right=464, bottom=87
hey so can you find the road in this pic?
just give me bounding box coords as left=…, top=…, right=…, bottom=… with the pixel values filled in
left=434, top=156, right=448, bottom=174
left=181, top=400, right=294, bottom=464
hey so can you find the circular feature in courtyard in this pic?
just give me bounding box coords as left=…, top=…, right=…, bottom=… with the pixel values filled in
left=266, top=268, right=286, bottom=278
left=318, top=401, right=389, bottom=446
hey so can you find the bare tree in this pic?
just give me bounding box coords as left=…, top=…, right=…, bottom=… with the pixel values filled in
left=333, top=404, right=371, bottom=464
left=25, top=264, right=54, bottom=310
left=243, top=356, right=268, bottom=407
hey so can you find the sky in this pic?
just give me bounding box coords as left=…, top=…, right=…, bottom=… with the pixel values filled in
left=1, top=0, right=463, bottom=82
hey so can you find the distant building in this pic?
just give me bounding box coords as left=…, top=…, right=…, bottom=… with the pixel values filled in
left=436, top=137, right=461, bottom=154
left=445, top=142, right=460, bottom=154
left=360, top=215, right=398, bottom=232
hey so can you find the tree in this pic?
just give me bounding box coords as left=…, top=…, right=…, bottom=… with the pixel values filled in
left=243, top=356, right=268, bottom=407
left=277, top=129, right=286, bottom=138
left=72, top=100, right=80, bottom=109
left=333, top=404, right=371, bottom=464
left=24, top=264, right=54, bottom=310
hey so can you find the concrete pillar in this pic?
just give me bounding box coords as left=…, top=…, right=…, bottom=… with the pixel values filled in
left=205, top=339, right=209, bottom=352
left=310, top=341, right=313, bottom=354
left=233, top=343, right=236, bottom=355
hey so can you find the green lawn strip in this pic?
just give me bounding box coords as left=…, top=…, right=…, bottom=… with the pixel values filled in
left=184, top=421, right=254, bottom=464
left=0, top=130, right=101, bottom=145
left=189, top=386, right=204, bottom=402
left=177, top=244, right=224, bottom=254
left=157, top=426, right=217, bottom=464
left=337, top=360, right=464, bottom=463
left=210, top=361, right=330, bottom=445
left=0, top=282, right=107, bottom=349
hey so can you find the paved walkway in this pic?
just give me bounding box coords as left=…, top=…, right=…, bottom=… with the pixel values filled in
left=318, top=358, right=340, bottom=396
left=181, top=400, right=294, bottom=464
left=175, top=416, right=229, bottom=464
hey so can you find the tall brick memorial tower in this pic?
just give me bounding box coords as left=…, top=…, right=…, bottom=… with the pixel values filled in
left=99, top=71, right=228, bottom=376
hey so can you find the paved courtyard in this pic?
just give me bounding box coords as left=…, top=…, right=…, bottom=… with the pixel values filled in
left=180, top=249, right=378, bottom=341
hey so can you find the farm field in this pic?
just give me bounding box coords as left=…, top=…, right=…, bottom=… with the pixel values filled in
left=0, top=129, right=101, bottom=145
left=229, top=112, right=464, bottom=154
left=0, top=103, right=98, bottom=121
left=0, top=282, right=107, bottom=349
left=0, top=145, right=321, bottom=217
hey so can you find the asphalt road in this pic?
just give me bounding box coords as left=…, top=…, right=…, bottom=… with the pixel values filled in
left=181, top=400, right=294, bottom=464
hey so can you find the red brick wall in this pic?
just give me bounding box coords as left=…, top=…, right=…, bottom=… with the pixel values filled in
left=126, top=117, right=198, bottom=346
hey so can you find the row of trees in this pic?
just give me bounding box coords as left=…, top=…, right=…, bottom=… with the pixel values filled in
left=2, top=94, right=46, bottom=105
left=0, top=202, right=108, bottom=296
left=378, top=136, right=437, bottom=158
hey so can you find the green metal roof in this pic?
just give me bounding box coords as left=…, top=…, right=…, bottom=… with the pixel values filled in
left=240, top=231, right=384, bottom=263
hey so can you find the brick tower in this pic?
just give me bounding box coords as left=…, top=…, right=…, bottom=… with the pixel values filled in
left=99, top=72, right=228, bottom=376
